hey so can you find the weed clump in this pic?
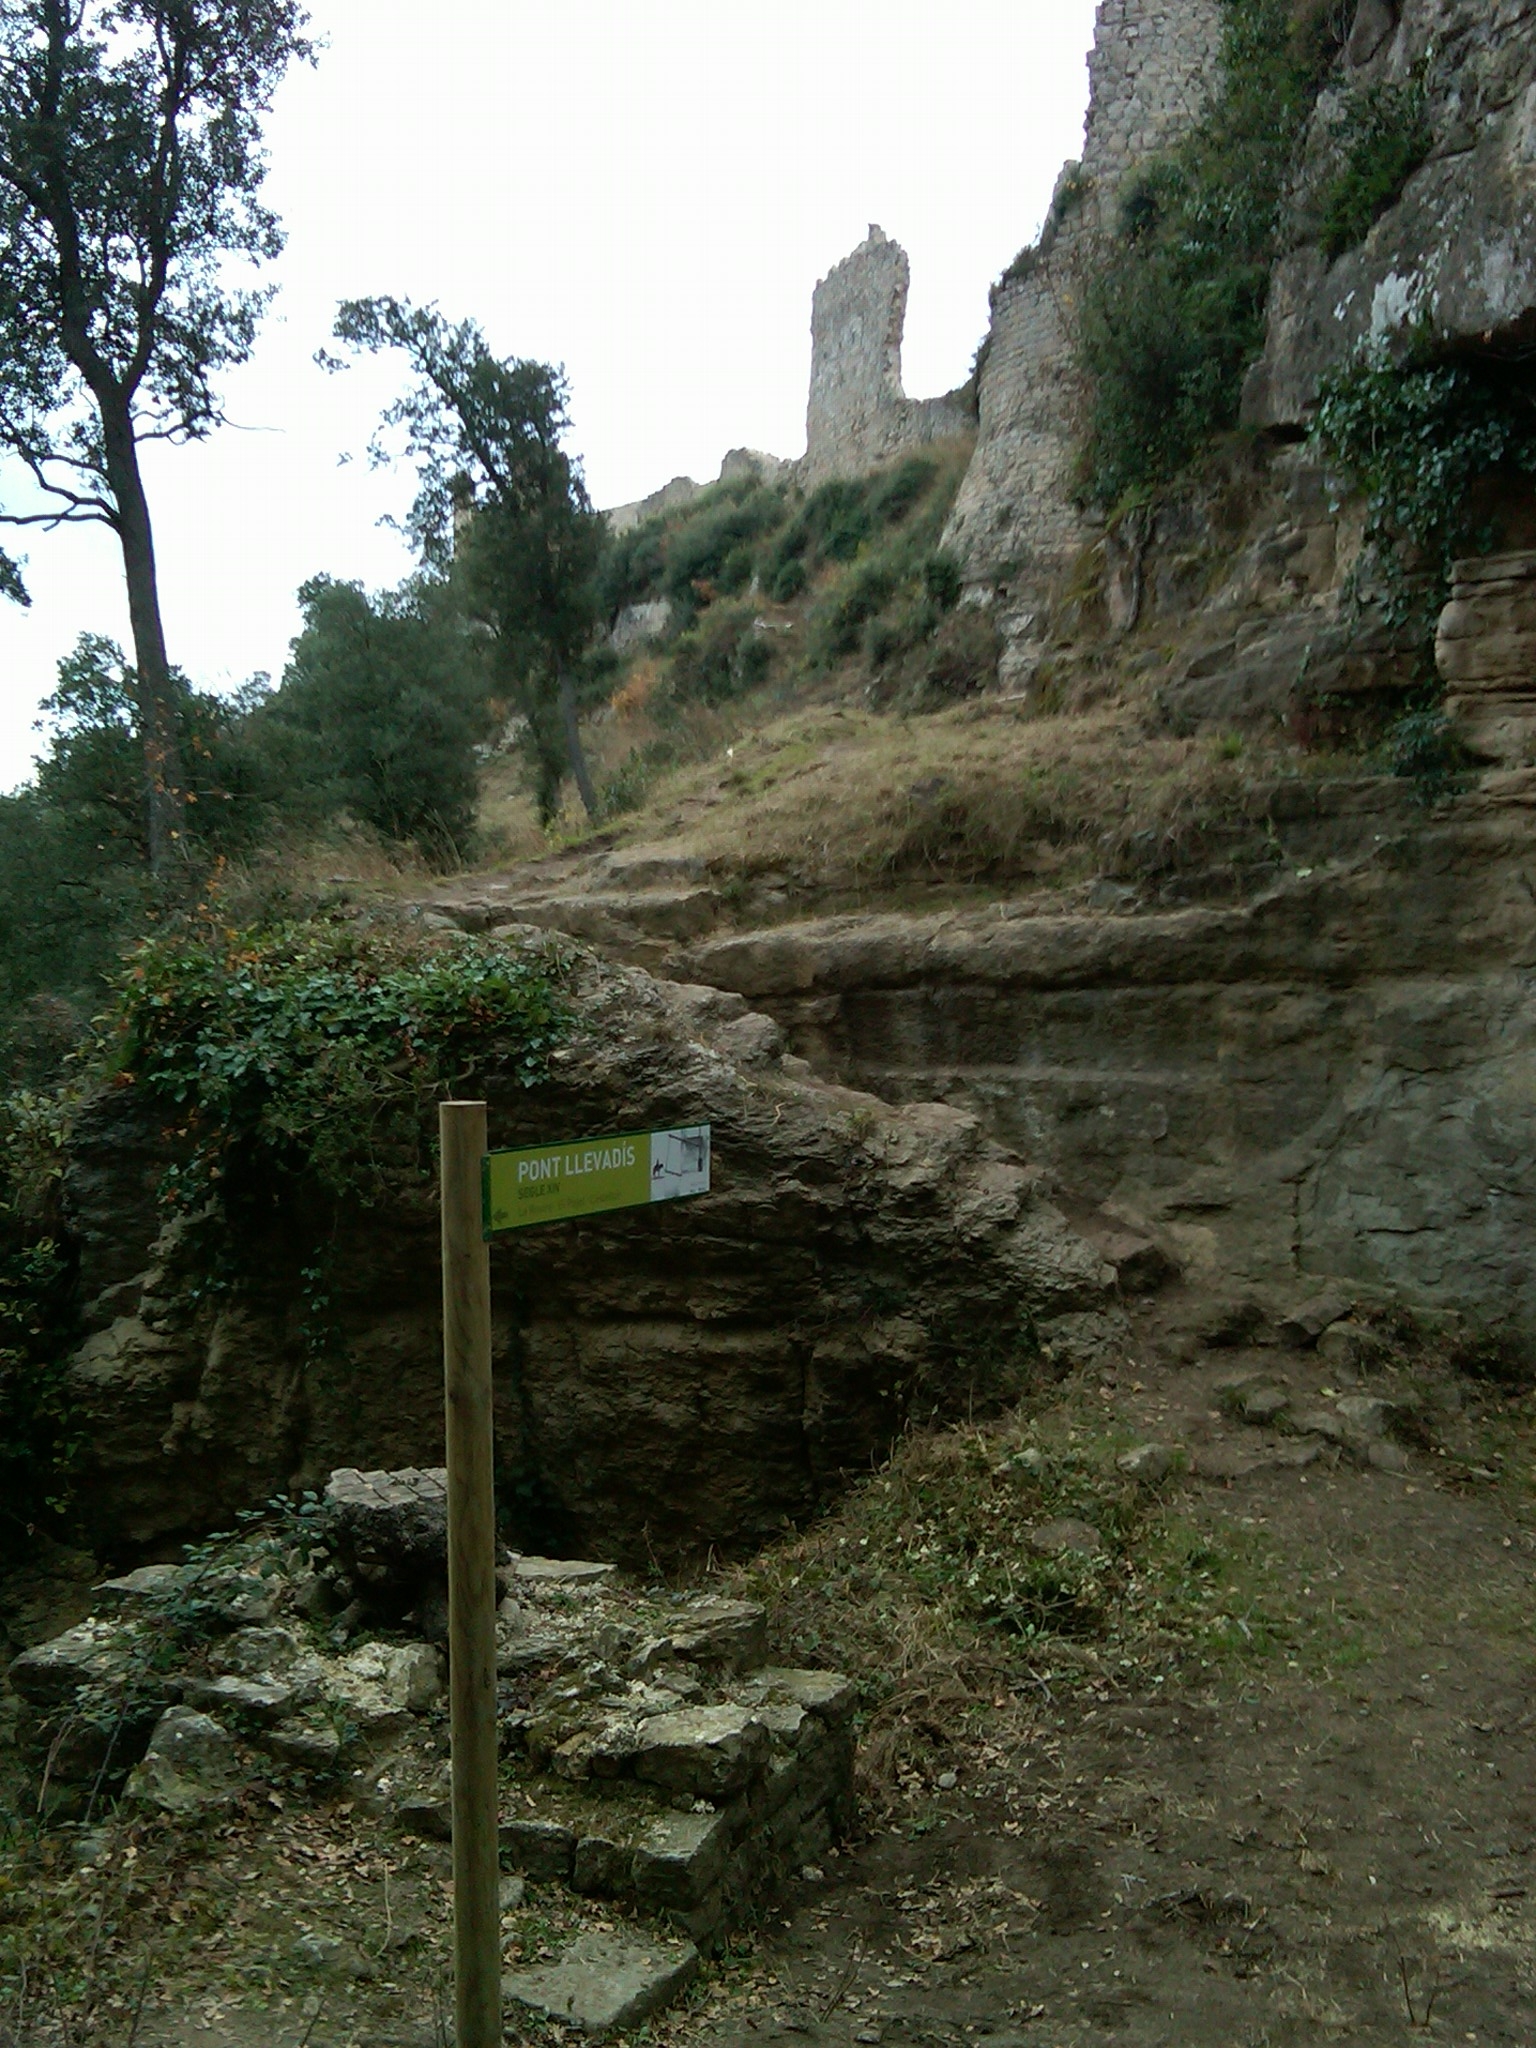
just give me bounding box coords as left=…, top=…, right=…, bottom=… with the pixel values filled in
left=1316, top=69, right=1430, bottom=260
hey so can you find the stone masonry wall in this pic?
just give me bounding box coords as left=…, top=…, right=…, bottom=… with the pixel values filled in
left=943, top=0, right=1224, bottom=639
left=800, top=226, right=974, bottom=488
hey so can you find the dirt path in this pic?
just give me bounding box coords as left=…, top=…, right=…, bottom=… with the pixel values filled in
left=677, top=1324, right=1536, bottom=2047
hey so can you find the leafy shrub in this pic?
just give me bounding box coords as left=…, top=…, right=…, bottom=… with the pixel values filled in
left=1317, top=71, right=1430, bottom=260
left=596, top=516, right=668, bottom=619
left=114, top=919, right=569, bottom=1213
left=662, top=482, right=784, bottom=606
left=922, top=606, right=1003, bottom=697
left=768, top=557, right=807, bottom=603
left=1078, top=0, right=1351, bottom=507
left=1313, top=334, right=1536, bottom=644
left=667, top=603, right=772, bottom=707
left=808, top=553, right=903, bottom=665
left=923, top=549, right=964, bottom=612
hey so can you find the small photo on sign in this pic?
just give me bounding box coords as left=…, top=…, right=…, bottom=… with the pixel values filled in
left=650, top=1124, right=710, bottom=1201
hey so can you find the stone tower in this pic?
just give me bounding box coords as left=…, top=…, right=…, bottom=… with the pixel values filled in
left=802, top=226, right=973, bottom=487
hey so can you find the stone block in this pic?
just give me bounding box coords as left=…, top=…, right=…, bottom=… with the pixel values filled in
left=633, top=1704, right=769, bottom=1798
left=503, top=1930, right=698, bottom=2036
left=324, top=1466, right=447, bottom=1599
left=499, top=1816, right=576, bottom=1881
left=631, top=1808, right=732, bottom=1913
left=572, top=1832, right=631, bottom=1896
left=743, top=1668, right=857, bottom=1727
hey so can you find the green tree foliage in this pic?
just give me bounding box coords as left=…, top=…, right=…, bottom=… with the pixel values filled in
left=1077, top=0, right=1353, bottom=508
left=326, top=296, right=606, bottom=824
left=0, top=0, right=312, bottom=876
left=261, top=574, right=492, bottom=860
left=0, top=633, right=263, bottom=1045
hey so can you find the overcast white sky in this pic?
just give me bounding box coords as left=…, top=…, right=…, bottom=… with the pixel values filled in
left=0, top=0, right=1100, bottom=792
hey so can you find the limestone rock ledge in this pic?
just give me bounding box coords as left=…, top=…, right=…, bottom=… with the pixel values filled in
left=1438, top=551, right=1536, bottom=765
left=58, top=934, right=1113, bottom=1556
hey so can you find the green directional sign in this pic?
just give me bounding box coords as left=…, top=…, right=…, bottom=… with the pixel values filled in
left=482, top=1124, right=711, bottom=1235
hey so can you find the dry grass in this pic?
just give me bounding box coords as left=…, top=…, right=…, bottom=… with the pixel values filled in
left=596, top=698, right=1291, bottom=902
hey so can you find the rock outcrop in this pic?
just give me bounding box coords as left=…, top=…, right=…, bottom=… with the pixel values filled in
left=1245, top=0, right=1536, bottom=429
left=59, top=937, right=1111, bottom=1556
left=942, top=0, right=1224, bottom=651
left=666, top=771, right=1536, bottom=1331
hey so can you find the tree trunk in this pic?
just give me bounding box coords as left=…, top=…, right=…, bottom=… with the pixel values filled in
left=100, top=402, right=184, bottom=881
left=557, top=666, right=599, bottom=821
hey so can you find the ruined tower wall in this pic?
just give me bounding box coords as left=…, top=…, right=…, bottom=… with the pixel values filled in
left=800, top=226, right=974, bottom=488
left=942, top=0, right=1225, bottom=654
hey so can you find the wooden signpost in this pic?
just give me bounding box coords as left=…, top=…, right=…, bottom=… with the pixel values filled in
left=439, top=1108, right=711, bottom=2045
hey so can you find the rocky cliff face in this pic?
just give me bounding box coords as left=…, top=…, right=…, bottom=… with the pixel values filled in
left=1246, top=0, right=1536, bottom=429
left=668, top=767, right=1536, bottom=1331
left=60, top=940, right=1111, bottom=1559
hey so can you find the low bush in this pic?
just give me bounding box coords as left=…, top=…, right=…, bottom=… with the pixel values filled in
left=661, top=601, right=773, bottom=707
left=114, top=918, right=570, bottom=1214
left=1317, top=70, right=1430, bottom=260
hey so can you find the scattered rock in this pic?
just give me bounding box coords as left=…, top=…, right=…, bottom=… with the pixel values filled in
left=1090, top=1227, right=1179, bottom=1295
left=1278, top=1292, right=1353, bottom=1350
left=1117, top=1443, right=1179, bottom=1482
left=502, top=1929, right=699, bottom=2035
left=1037, top=1310, right=1132, bottom=1372
left=1368, top=1440, right=1410, bottom=1474
left=1028, top=1519, right=1104, bottom=1558
left=325, top=1641, right=441, bottom=1734
left=181, top=1674, right=295, bottom=1722
left=1240, top=1386, right=1290, bottom=1426
left=262, top=1717, right=342, bottom=1772
left=125, top=1706, right=239, bottom=1817
left=1287, top=1406, right=1352, bottom=1446
left=7, top=1618, right=142, bottom=1709
left=91, top=1564, right=182, bottom=1615
left=1333, top=1394, right=1395, bottom=1440
left=1316, top=1320, right=1388, bottom=1374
